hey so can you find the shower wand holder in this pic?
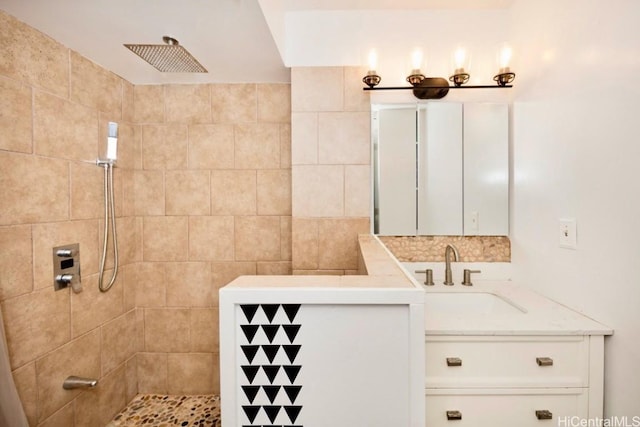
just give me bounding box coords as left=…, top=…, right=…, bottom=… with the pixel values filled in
left=96, top=159, right=116, bottom=167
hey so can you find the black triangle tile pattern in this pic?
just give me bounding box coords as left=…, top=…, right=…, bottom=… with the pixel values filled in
left=242, top=385, right=260, bottom=404
left=241, top=305, right=260, bottom=323
left=241, top=324, right=260, bottom=343
left=261, top=324, right=280, bottom=343
left=261, top=304, right=280, bottom=323
left=282, top=324, right=301, bottom=343
left=262, top=385, right=281, bottom=403
left=239, top=303, right=302, bottom=425
left=282, top=345, right=300, bottom=364
left=282, top=305, right=300, bottom=322
left=264, top=406, right=282, bottom=423
left=242, top=345, right=260, bottom=364
left=283, top=386, right=301, bottom=404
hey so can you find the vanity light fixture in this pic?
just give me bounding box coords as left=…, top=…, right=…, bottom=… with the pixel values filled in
left=363, top=45, right=515, bottom=99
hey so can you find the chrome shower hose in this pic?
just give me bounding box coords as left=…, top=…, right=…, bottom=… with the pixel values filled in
left=98, top=163, right=118, bottom=292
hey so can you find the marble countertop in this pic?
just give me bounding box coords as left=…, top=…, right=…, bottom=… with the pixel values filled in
left=419, top=280, right=613, bottom=336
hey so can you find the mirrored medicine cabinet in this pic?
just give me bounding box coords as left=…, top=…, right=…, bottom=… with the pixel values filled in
left=372, top=101, right=509, bottom=236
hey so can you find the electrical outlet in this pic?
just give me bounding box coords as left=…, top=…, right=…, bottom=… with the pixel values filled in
left=559, top=218, right=577, bottom=249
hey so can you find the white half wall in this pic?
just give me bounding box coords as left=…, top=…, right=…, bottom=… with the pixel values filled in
left=510, top=0, right=640, bottom=417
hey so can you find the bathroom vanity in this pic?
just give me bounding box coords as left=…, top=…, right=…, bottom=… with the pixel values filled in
left=218, top=236, right=426, bottom=427
left=407, top=264, right=613, bottom=426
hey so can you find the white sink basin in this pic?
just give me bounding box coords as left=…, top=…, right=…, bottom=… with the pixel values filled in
left=424, top=292, right=526, bottom=315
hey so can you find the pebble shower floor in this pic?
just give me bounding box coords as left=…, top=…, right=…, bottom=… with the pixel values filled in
left=108, top=394, right=221, bottom=426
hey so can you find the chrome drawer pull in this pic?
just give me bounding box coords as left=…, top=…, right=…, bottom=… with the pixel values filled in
left=536, top=357, right=554, bottom=366
left=446, top=410, right=462, bottom=420
left=446, top=357, right=462, bottom=367
left=536, top=409, right=553, bottom=420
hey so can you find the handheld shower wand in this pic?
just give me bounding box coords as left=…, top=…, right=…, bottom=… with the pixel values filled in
left=97, top=122, right=119, bottom=292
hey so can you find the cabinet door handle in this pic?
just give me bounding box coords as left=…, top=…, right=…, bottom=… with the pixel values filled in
left=536, top=357, right=553, bottom=366
left=535, top=409, right=553, bottom=420
left=446, top=410, right=462, bottom=420
left=446, top=357, right=462, bottom=367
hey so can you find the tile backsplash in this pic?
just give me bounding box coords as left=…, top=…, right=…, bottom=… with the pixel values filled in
left=378, top=235, right=511, bottom=262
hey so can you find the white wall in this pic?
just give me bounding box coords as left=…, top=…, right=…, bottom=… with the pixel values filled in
left=510, top=0, right=640, bottom=417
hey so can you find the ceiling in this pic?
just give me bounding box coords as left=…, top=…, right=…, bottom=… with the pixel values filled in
left=0, top=0, right=514, bottom=85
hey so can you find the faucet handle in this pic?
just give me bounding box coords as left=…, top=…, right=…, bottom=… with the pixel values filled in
left=414, top=269, right=435, bottom=286
left=461, top=269, right=481, bottom=286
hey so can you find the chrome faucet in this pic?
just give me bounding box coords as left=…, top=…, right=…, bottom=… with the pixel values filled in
left=443, top=244, right=459, bottom=286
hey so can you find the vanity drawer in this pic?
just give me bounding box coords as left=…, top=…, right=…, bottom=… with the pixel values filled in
left=425, top=387, right=588, bottom=427
left=425, top=336, right=589, bottom=388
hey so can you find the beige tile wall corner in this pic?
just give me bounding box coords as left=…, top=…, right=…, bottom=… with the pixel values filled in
left=133, top=81, right=292, bottom=395
left=0, top=11, right=139, bottom=426
left=291, top=66, right=371, bottom=273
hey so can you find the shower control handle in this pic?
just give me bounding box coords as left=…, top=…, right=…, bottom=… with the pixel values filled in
left=56, top=249, right=76, bottom=257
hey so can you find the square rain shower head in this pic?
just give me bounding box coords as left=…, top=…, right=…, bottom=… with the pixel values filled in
left=124, top=36, right=207, bottom=73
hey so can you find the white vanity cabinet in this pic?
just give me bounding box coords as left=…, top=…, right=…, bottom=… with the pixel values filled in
left=424, top=334, right=605, bottom=426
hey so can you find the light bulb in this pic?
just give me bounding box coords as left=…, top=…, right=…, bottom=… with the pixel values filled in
left=368, top=49, right=378, bottom=72
left=453, top=47, right=469, bottom=72
left=411, top=48, right=424, bottom=72
left=498, top=44, right=513, bottom=72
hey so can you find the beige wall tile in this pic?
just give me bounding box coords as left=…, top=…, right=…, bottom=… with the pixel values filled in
left=345, top=165, right=371, bottom=217
left=234, top=124, right=280, bottom=169
left=188, top=124, right=234, bottom=169
left=165, top=262, right=214, bottom=307
left=211, top=170, right=256, bottom=215
left=114, top=122, right=138, bottom=170
left=70, top=161, right=103, bottom=220
left=134, top=262, right=166, bottom=307
left=167, top=353, right=215, bottom=394
left=122, top=80, right=135, bottom=123
left=258, top=83, right=291, bottom=123
left=291, top=112, right=318, bottom=165
left=344, top=66, right=372, bottom=112
left=136, top=308, right=145, bottom=352
left=280, top=123, right=291, bottom=169
left=292, top=269, right=344, bottom=275
left=35, top=329, right=100, bottom=422
left=291, top=218, right=319, bottom=270
left=257, top=262, right=292, bottom=275
left=190, top=308, right=218, bottom=353
left=32, top=219, right=99, bottom=289
left=33, top=90, right=98, bottom=161
left=257, top=169, right=291, bottom=215
left=137, top=352, right=167, bottom=394
left=121, top=264, right=136, bottom=312
left=318, top=112, right=370, bottom=165
left=211, top=261, right=256, bottom=288
left=2, top=290, right=69, bottom=371
left=142, top=124, right=188, bottom=170
left=12, top=362, right=37, bottom=426
left=121, top=169, right=136, bottom=217
left=134, top=85, right=164, bottom=123
left=165, top=84, right=211, bottom=124
left=188, top=216, right=234, bottom=261
left=0, top=11, right=69, bottom=97
left=0, top=76, right=32, bottom=153
left=292, top=165, right=344, bottom=217
left=74, top=364, right=127, bottom=426
left=39, top=402, right=74, bottom=427
left=133, top=170, right=165, bottom=216
left=115, top=216, right=140, bottom=266
left=235, top=216, right=281, bottom=261
left=70, top=51, right=122, bottom=116
left=165, top=170, right=210, bottom=215
left=0, top=152, right=69, bottom=226
left=291, top=67, right=344, bottom=112
left=71, top=273, right=124, bottom=337
left=143, top=216, right=188, bottom=262
left=211, top=84, right=257, bottom=124
left=125, top=356, right=138, bottom=403
left=0, top=225, right=33, bottom=301
left=101, top=310, right=137, bottom=375
left=144, top=308, right=190, bottom=352
left=280, top=216, right=292, bottom=261
left=318, top=218, right=370, bottom=270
